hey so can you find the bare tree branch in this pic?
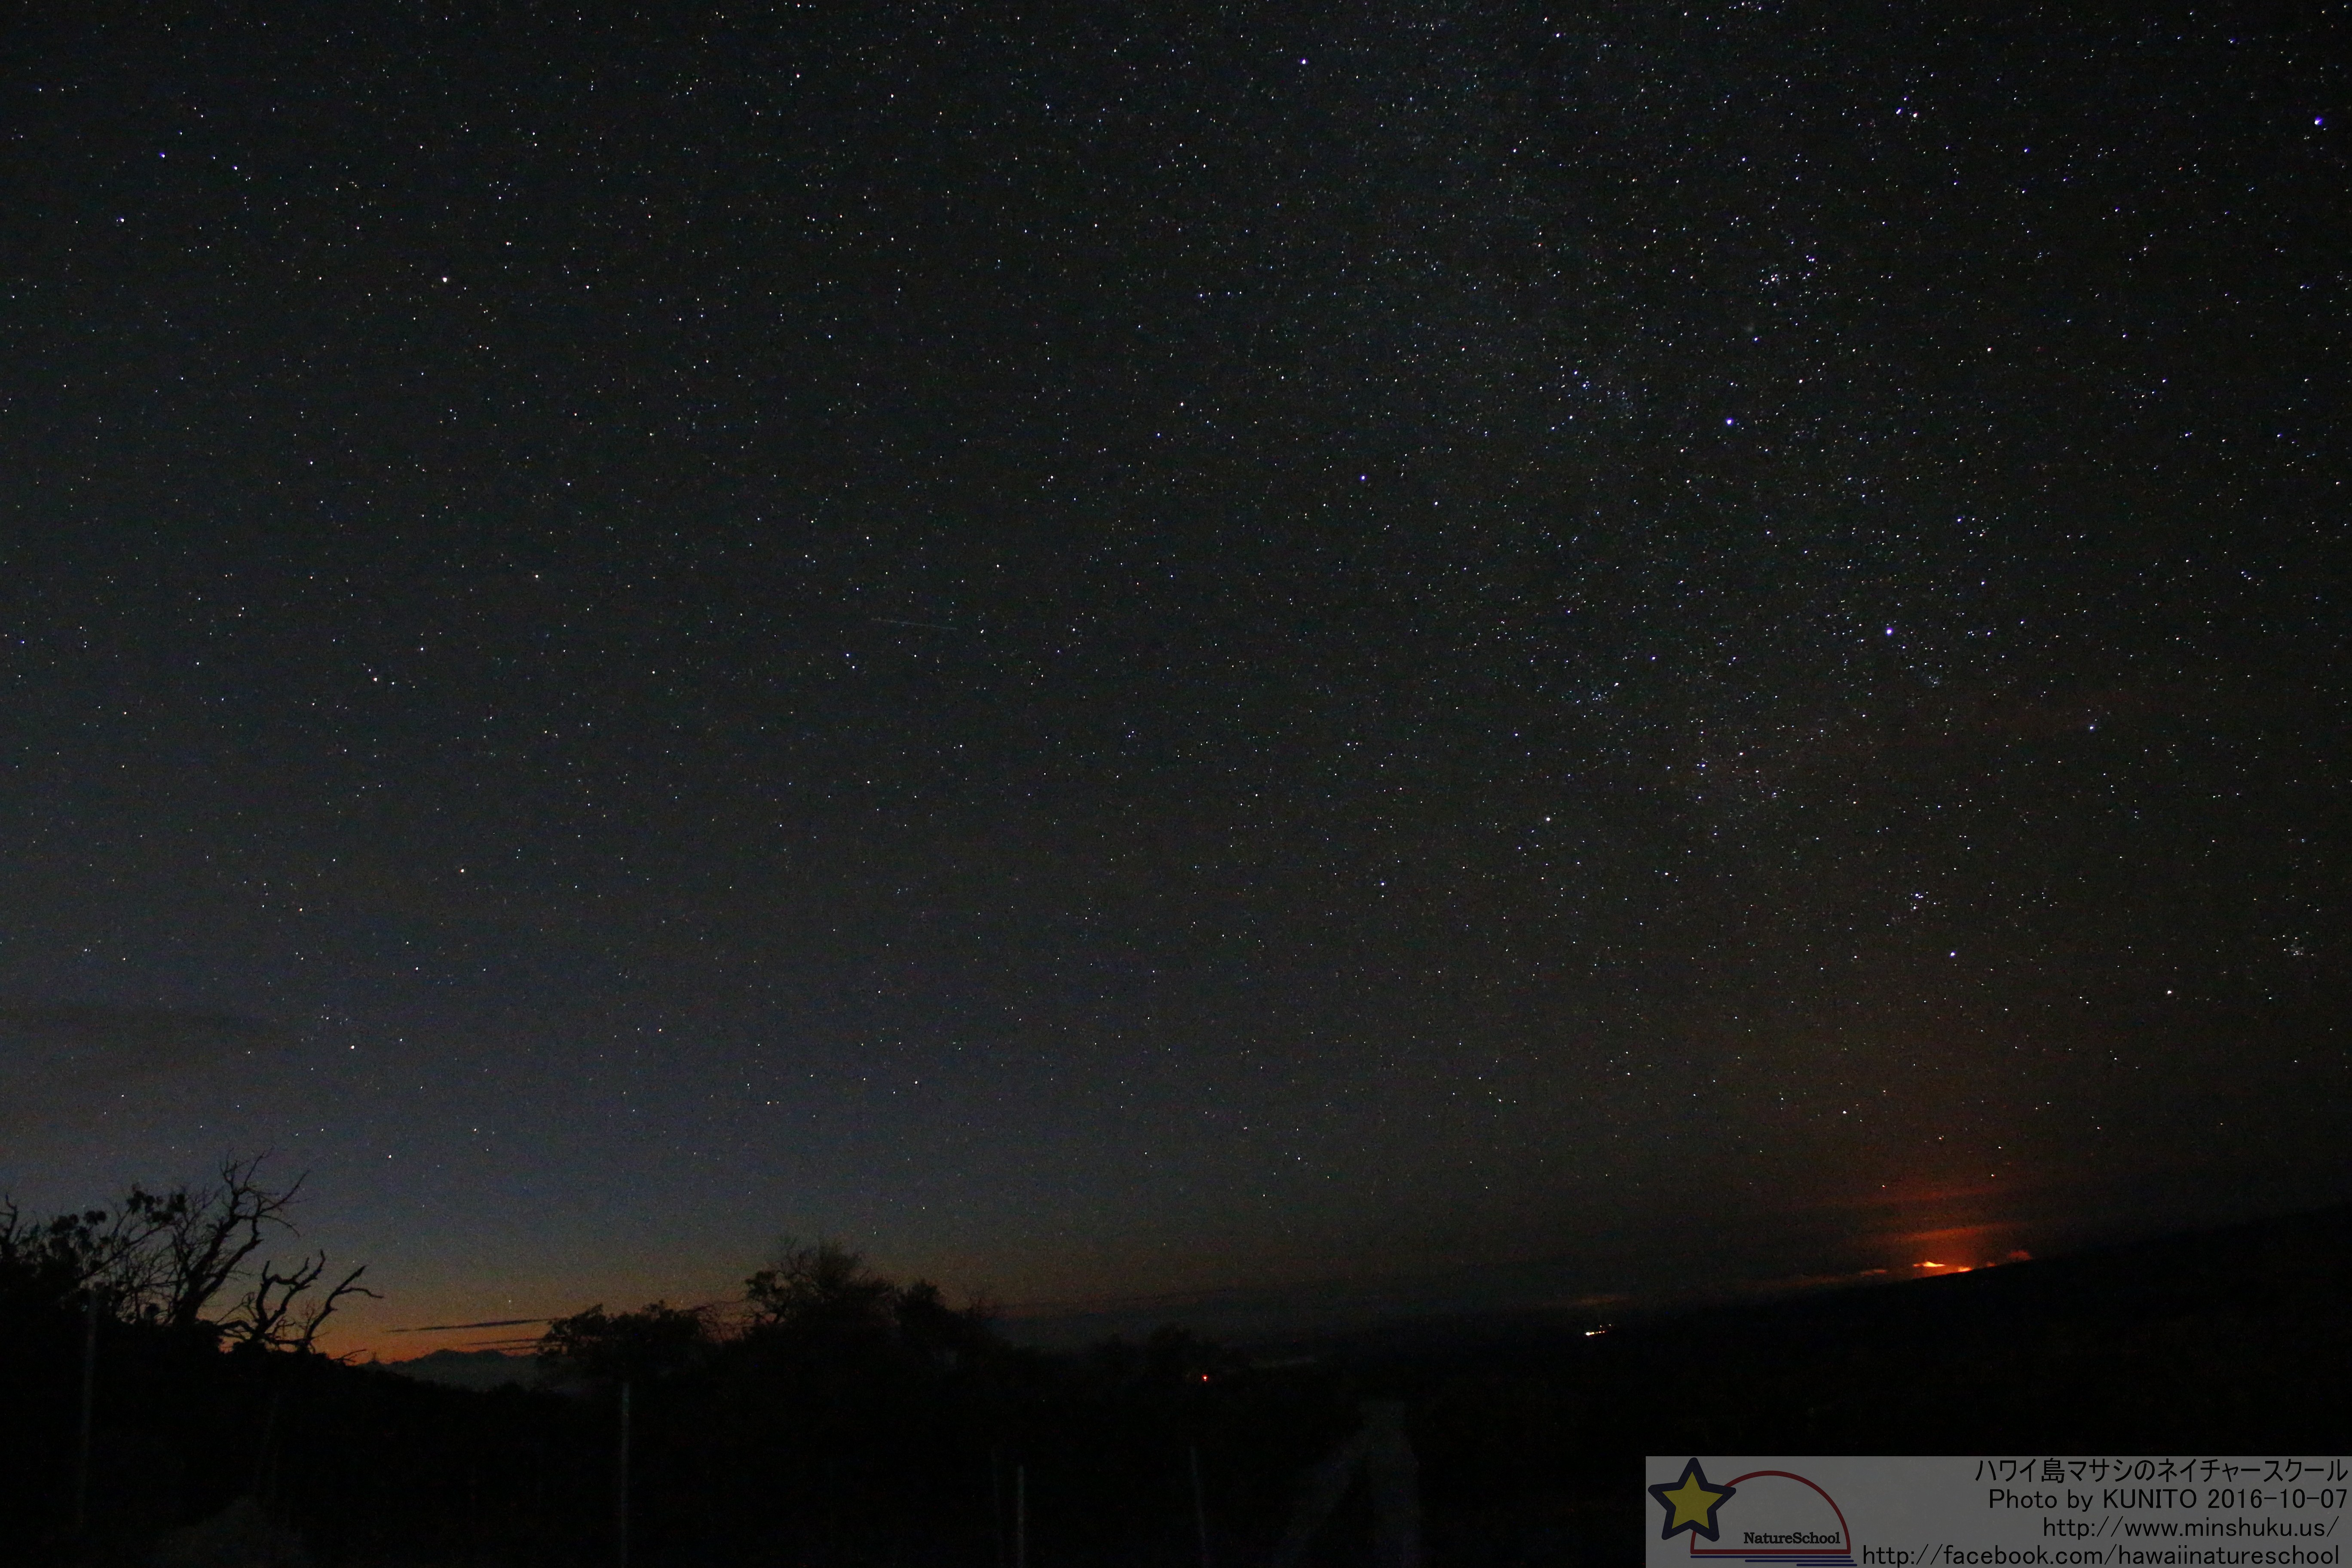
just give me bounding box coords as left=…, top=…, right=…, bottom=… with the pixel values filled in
left=296, top=1263, right=380, bottom=1353
left=5, top=1154, right=370, bottom=1354
left=162, top=1155, right=303, bottom=1332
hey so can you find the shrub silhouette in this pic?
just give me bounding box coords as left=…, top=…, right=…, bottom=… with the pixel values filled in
left=538, top=1299, right=716, bottom=1388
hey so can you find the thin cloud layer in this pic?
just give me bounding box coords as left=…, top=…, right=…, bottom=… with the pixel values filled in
left=0, top=1004, right=291, bottom=1104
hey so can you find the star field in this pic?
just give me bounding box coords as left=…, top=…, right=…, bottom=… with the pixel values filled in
left=1, top=6, right=2345, bottom=1349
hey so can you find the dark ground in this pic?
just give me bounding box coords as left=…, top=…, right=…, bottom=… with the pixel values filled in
left=9, top=1201, right=2350, bottom=1566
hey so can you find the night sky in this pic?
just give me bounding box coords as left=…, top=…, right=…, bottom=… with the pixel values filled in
left=3, top=6, right=2346, bottom=1356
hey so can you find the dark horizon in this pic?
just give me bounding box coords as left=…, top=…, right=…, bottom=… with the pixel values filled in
left=356, top=1158, right=2352, bottom=1363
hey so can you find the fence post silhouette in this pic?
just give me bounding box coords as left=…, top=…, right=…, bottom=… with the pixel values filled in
left=615, top=1379, right=633, bottom=1568
left=1190, top=1442, right=1212, bottom=1568
left=992, top=1447, right=1008, bottom=1568
left=74, top=1290, right=97, bottom=1539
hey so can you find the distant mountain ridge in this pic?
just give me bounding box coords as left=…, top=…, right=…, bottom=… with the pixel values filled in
left=377, top=1346, right=541, bottom=1393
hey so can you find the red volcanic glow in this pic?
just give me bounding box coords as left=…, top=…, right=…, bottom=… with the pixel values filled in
left=1910, top=1250, right=2033, bottom=1275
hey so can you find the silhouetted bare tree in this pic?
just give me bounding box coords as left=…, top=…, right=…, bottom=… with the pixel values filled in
left=153, top=1154, right=304, bottom=1333
left=0, top=1154, right=372, bottom=1350
left=230, top=1250, right=380, bottom=1353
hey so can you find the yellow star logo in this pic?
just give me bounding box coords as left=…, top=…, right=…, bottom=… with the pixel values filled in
left=1649, top=1457, right=1736, bottom=1541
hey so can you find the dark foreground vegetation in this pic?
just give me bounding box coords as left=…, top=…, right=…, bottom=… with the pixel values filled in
left=7, top=1165, right=2352, bottom=1567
